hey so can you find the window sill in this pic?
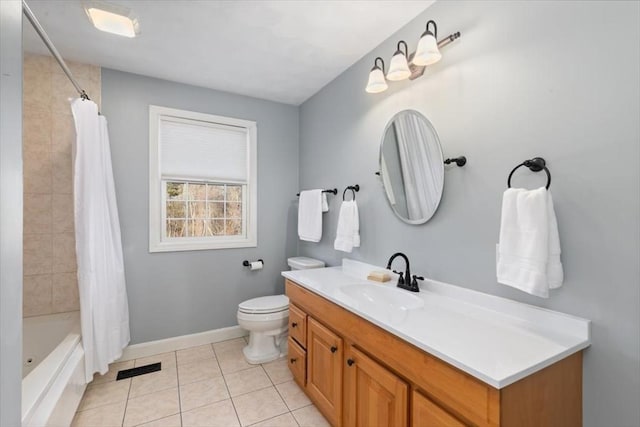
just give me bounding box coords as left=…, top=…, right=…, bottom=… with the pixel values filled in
left=149, top=237, right=257, bottom=253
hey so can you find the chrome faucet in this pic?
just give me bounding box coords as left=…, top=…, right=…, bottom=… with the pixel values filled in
left=386, top=252, right=423, bottom=292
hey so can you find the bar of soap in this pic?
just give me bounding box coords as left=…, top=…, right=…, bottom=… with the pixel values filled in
left=367, top=271, right=391, bottom=282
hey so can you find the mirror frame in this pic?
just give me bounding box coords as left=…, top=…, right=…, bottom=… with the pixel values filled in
left=379, top=109, right=444, bottom=225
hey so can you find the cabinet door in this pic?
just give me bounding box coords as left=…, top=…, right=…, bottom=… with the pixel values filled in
left=307, top=317, right=343, bottom=426
left=288, top=337, right=306, bottom=388
left=289, top=304, right=307, bottom=348
left=345, top=346, right=408, bottom=427
left=412, top=390, right=467, bottom=427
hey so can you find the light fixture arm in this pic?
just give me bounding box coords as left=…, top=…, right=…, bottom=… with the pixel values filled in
left=396, top=40, right=409, bottom=57
left=373, top=57, right=385, bottom=73
left=425, top=20, right=438, bottom=38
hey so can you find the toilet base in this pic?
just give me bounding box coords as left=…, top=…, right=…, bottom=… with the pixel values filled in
left=242, top=331, right=287, bottom=364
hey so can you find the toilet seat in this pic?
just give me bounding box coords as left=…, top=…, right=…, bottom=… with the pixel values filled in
left=238, top=295, right=289, bottom=315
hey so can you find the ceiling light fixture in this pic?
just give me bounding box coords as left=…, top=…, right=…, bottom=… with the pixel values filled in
left=366, top=57, right=388, bottom=94
left=413, top=20, right=441, bottom=66
left=84, top=1, right=140, bottom=38
left=365, top=21, right=460, bottom=94
left=386, top=41, right=411, bottom=81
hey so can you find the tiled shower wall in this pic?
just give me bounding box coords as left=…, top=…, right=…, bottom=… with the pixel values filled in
left=22, top=53, right=101, bottom=317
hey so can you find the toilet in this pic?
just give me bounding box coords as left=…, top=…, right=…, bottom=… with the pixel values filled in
left=237, top=257, right=325, bottom=364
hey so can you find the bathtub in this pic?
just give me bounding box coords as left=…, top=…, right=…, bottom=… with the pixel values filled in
left=22, top=311, right=86, bottom=427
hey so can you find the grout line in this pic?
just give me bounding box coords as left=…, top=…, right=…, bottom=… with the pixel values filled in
left=174, top=351, right=184, bottom=427
left=245, top=411, right=297, bottom=427
left=122, top=369, right=133, bottom=427
left=220, top=361, right=242, bottom=426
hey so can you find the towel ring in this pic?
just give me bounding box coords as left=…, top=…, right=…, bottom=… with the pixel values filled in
left=343, top=184, right=360, bottom=201
left=507, top=157, right=551, bottom=189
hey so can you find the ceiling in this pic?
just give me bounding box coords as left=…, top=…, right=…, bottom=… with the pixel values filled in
left=23, top=0, right=434, bottom=105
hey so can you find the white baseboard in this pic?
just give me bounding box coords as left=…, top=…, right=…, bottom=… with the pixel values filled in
left=118, top=325, right=248, bottom=362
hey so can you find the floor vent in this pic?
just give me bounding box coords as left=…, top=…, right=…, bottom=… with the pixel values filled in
left=116, top=362, right=161, bottom=380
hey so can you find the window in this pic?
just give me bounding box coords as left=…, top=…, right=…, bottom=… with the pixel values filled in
left=149, top=106, right=257, bottom=252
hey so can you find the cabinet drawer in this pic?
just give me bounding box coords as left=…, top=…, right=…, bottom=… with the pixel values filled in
left=412, top=390, right=467, bottom=427
left=288, top=337, right=306, bottom=387
left=289, top=303, right=307, bottom=347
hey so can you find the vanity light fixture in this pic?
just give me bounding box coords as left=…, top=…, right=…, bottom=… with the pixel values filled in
left=366, top=57, right=389, bottom=93
left=387, top=41, right=411, bottom=81
left=365, top=20, right=460, bottom=94
left=413, top=20, right=441, bottom=66
left=84, top=1, right=140, bottom=38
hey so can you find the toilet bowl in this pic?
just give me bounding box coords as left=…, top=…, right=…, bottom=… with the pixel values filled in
left=237, top=257, right=325, bottom=364
left=237, top=295, right=290, bottom=364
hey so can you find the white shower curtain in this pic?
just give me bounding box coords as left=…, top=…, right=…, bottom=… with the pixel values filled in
left=394, top=115, right=442, bottom=220
left=71, top=99, right=130, bottom=382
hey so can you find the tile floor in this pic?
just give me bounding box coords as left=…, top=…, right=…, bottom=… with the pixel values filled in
left=72, top=337, right=330, bottom=427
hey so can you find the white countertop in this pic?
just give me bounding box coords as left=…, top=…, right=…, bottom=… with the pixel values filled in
left=282, top=259, right=590, bottom=389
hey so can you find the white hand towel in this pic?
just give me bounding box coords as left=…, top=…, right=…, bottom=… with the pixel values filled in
left=497, top=187, right=563, bottom=298
left=321, top=193, right=329, bottom=212
left=298, top=189, right=323, bottom=242
left=334, top=200, right=360, bottom=253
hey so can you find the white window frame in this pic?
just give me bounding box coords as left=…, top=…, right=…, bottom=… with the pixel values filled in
left=149, top=105, right=257, bottom=252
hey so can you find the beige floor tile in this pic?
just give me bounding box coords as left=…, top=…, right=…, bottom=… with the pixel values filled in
left=249, top=412, right=299, bottom=427
left=276, top=380, right=311, bottom=411
left=72, top=401, right=126, bottom=427
left=224, top=366, right=272, bottom=397
left=179, top=376, right=229, bottom=412
left=136, top=414, right=182, bottom=427
left=291, top=405, right=330, bottom=427
left=135, top=352, right=177, bottom=369
left=129, top=366, right=178, bottom=398
left=232, top=387, right=289, bottom=426
left=178, top=357, right=222, bottom=385
left=216, top=347, right=253, bottom=375
left=123, top=387, right=180, bottom=427
left=213, top=337, right=247, bottom=354
left=78, top=378, right=131, bottom=411
left=176, top=344, right=215, bottom=366
left=92, top=360, right=134, bottom=385
left=262, top=357, right=293, bottom=385
left=181, top=399, right=240, bottom=427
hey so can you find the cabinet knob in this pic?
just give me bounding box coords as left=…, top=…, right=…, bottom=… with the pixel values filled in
left=347, top=358, right=355, bottom=366
left=331, top=346, right=338, bottom=353
left=290, top=358, right=297, bottom=364
left=291, top=322, right=298, bottom=328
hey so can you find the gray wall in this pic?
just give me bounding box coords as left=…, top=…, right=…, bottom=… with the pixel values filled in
left=0, top=1, right=23, bottom=425
left=102, top=69, right=299, bottom=344
left=298, top=1, right=639, bottom=426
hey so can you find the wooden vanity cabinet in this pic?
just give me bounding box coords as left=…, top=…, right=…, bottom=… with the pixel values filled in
left=285, top=279, right=583, bottom=427
left=288, top=303, right=307, bottom=347
left=288, top=337, right=306, bottom=388
left=344, top=346, right=408, bottom=426
left=412, top=390, right=466, bottom=427
left=306, top=318, right=343, bottom=426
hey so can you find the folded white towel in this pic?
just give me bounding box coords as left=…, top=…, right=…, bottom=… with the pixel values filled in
left=497, top=187, right=563, bottom=298
left=298, top=190, right=323, bottom=242
left=334, top=200, right=360, bottom=253
left=321, top=193, right=329, bottom=213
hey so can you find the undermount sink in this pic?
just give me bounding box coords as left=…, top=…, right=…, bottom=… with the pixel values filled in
left=340, top=283, right=425, bottom=312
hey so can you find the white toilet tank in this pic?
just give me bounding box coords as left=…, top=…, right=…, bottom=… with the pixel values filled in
left=287, top=257, right=325, bottom=270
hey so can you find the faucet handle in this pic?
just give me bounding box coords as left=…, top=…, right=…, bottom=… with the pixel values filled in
left=392, top=270, right=405, bottom=284
left=411, top=275, right=424, bottom=287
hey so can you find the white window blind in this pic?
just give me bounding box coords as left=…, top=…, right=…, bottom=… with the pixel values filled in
left=160, top=117, right=248, bottom=182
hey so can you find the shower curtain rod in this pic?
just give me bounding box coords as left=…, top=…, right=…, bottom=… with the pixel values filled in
left=22, top=0, right=90, bottom=101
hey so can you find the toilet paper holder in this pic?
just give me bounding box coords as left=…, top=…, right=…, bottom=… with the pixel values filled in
left=242, top=259, right=264, bottom=267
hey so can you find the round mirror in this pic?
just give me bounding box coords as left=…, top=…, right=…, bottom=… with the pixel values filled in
left=379, top=110, right=444, bottom=224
